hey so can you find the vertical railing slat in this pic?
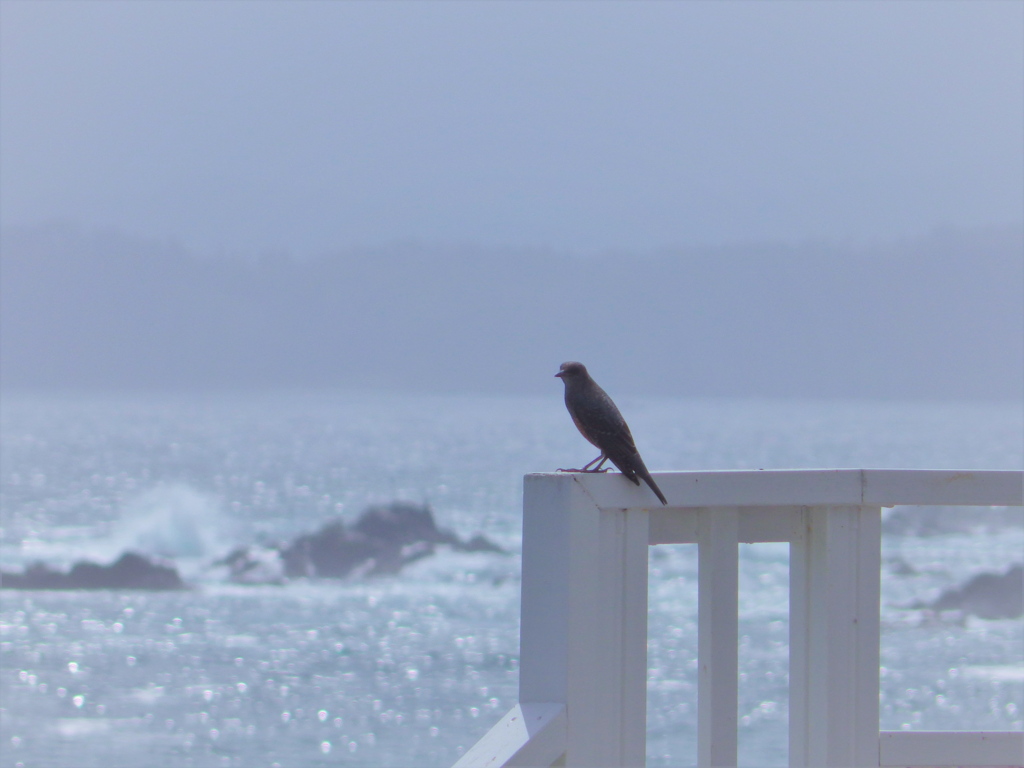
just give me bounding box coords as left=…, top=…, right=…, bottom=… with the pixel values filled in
left=854, top=506, right=882, bottom=768
left=790, top=505, right=881, bottom=767
left=620, top=507, right=651, bottom=764
left=698, top=506, right=740, bottom=768
left=789, top=511, right=811, bottom=768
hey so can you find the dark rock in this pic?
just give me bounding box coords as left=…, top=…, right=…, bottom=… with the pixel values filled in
left=364, top=540, right=437, bottom=577
left=928, top=564, right=1023, bottom=620
left=885, top=556, right=918, bottom=576
left=275, top=501, right=506, bottom=581
left=455, top=534, right=508, bottom=554
left=353, top=502, right=458, bottom=546
left=281, top=520, right=378, bottom=578
left=214, top=546, right=286, bottom=584
left=1, top=552, right=184, bottom=591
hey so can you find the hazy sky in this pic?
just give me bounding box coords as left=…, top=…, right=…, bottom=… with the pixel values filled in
left=2, top=0, right=1021, bottom=256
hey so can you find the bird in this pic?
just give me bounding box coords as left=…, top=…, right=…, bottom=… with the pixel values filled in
left=555, top=361, right=667, bottom=505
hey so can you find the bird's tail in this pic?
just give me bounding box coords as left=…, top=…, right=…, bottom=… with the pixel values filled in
left=634, top=462, right=667, bottom=506
left=640, top=470, right=668, bottom=505
left=619, top=455, right=668, bottom=506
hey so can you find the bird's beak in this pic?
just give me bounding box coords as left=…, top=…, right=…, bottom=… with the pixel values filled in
left=554, top=371, right=563, bottom=378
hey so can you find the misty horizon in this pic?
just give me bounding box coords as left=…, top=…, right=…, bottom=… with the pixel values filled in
left=2, top=221, right=1021, bottom=401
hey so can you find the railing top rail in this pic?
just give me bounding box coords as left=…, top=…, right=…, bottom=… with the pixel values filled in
left=526, top=468, right=1023, bottom=509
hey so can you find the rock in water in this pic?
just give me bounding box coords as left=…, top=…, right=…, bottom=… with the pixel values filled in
left=278, top=501, right=506, bottom=580
left=281, top=519, right=380, bottom=578
left=930, top=564, right=1023, bottom=620
left=1, top=552, right=184, bottom=590
left=1, top=503, right=505, bottom=587
left=353, top=502, right=454, bottom=546
left=214, top=546, right=287, bottom=584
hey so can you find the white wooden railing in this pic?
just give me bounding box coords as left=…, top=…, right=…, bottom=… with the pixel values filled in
left=454, top=469, right=1024, bottom=768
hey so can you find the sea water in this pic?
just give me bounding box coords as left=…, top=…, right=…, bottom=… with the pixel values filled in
left=1, top=392, right=1021, bottom=767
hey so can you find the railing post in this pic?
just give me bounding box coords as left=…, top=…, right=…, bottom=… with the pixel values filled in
left=790, top=505, right=882, bottom=768
left=519, top=474, right=650, bottom=767
left=697, top=506, right=739, bottom=768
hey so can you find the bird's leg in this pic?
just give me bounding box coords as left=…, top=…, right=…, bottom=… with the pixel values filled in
left=557, top=453, right=611, bottom=473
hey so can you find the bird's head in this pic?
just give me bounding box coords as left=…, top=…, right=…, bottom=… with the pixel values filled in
left=555, top=361, right=588, bottom=379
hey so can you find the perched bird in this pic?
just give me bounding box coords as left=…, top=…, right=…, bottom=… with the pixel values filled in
left=555, top=361, right=667, bottom=505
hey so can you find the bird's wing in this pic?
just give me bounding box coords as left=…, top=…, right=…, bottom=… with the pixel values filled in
left=568, top=387, right=638, bottom=459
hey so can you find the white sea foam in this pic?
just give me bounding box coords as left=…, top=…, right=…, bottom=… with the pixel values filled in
left=4, top=483, right=232, bottom=575
left=112, top=483, right=230, bottom=561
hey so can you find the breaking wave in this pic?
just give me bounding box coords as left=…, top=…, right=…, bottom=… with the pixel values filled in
left=112, top=483, right=231, bottom=561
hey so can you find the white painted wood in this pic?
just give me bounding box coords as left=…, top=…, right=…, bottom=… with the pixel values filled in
left=853, top=506, right=884, bottom=768
left=517, top=474, right=579, bottom=705
left=519, top=474, right=648, bottom=767
left=697, top=507, right=739, bottom=768
left=649, top=506, right=700, bottom=544
left=536, top=468, right=1023, bottom=509
left=453, top=703, right=567, bottom=768
left=564, top=469, right=864, bottom=508
left=457, top=470, right=1024, bottom=768
left=620, top=506, right=651, bottom=764
left=789, top=513, right=810, bottom=768
left=862, top=469, right=1024, bottom=507
left=879, top=730, right=1024, bottom=767
left=736, top=505, right=805, bottom=543
left=790, top=505, right=881, bottom=768
left=649, top=506, right=804, bottom=545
